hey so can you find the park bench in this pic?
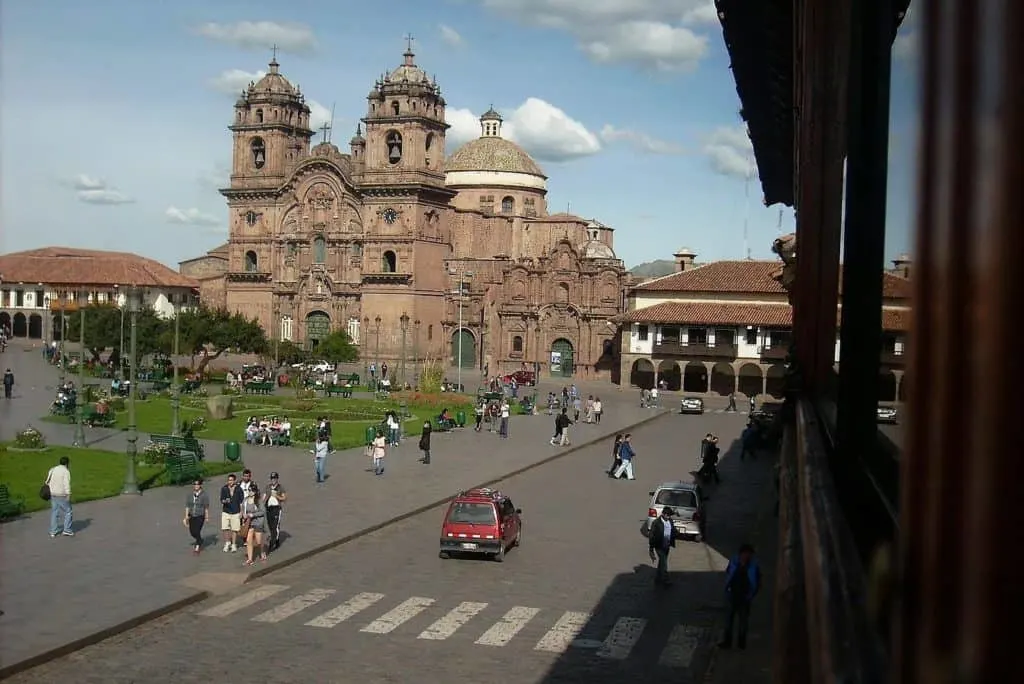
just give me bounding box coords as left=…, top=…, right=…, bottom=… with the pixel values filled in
left=151, top=379, right=171, bottom=392
left=325, top=385, right=353, bottom=398
left=149, top=434, right=206, bottom=461
left=519, top=395, right=536, bottom=414
left=84, top=407, right=116, bottom=428
left=0, top=484, right=25, bottom=519
left=244, top=382, right=274, bottom=395
left=165, top=451, right=203, bottom=486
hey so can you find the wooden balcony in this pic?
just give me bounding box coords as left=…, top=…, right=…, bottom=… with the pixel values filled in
left=760, top=345, right=789, bottom=361
left=651, top=341, right=738, bottom=358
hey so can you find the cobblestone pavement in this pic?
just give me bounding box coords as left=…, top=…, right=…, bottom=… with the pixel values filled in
left=5, top=410, right=777, bottom=684
left=0, top=340, right=673, bottom=671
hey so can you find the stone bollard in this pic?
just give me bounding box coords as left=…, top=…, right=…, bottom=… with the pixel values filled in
left=207, top=394, right=234, bottom=420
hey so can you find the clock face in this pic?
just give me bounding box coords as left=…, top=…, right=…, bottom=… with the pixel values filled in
left=383, top=208, right=398, bottom=224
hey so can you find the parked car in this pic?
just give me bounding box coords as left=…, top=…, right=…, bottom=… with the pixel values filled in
left=504, top=370, right=536, bottom=387
left=679, top=396, right=704, bottom=415
left=641, top=481, right=706, bottom=542
left=439, top=488, right=522, bottom=562
left=876, top=405, right=898, bottom=424
left=309, top=360, right=335, bottom=373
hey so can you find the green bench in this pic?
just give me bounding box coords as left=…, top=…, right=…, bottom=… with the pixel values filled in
left=84, top=408, right=116, bottom=428
left=166, top=451, right=203, bottom=485
left=244, top=382, right=274, bottom=395
left=0, top=484, right=25, bottom=519
left=325, top=385, right=353, bottom=398
left=149, top=434, right=206, bottom=461
left=182, top=379, right=202, bottom=394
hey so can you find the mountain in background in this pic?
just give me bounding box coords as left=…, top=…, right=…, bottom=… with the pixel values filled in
left=629, top=259, right=676, bottom=279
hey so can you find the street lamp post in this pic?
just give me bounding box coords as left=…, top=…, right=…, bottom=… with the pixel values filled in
left=272, top=299, right=280, bottom=368
left=115, top=284, right=125, bottom=380
left=413, top=319, right=421, bottom=387
left=123, top=286, right=141, bottom=495
left=72, top=291, right=87, bottom=447
left=170, top=292, right=181, bottom=436
left=362, top=316, right=369, bottom=385
left=374, top=316, right=381, bottom=388
left=400, top=312, right=409, bottom=389
left=58, top=291, right=67, bottom=387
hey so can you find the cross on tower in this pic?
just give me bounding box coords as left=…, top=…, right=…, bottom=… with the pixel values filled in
left=404, top=33, right=415, bottom=52
left=319, top=120, right=331, bottom=143
left=271, top=44, right=279, bottom=61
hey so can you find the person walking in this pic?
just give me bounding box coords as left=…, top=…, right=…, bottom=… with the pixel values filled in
left=240, top=485, right=267, bottom=566
left=572, top=395, right=582, bottom=422
left=593, top=396, right=603, bottom=424
left=45, top=456, right=74, bottom=537
left=612, top=434, right=636, bottom=480
left=386, top=411, right=400, bottom=446
left=727, top=392, right=737, bottom=412
left=474, top=400, right=485, bottom=432
left=720, top=543, right=762, bottom=650
left=183, top=478, right=210, bottom=554
left=2, top=368, right=13, bottom=399
left=311, top=435, right=331, bottom=483
left=499, top=399, right=510, bottom=438
left=265, top=472, right=286, bottom=552
left=648, top=506, right=681, bottom=586
left=219, top=473, right=243, bottom=552
left=749, top=395, right=756, bottom=413
left=418, top=421, right=432, bottom=464
left=371, top=428, right=387, bottom=475
left=607, top=434, right=623, bottom=477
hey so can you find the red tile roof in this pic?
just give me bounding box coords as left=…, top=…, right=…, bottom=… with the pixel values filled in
left=0, top=247, right=199, bottom=289
left=633, top=259, right=912, bottom=300
left=618, top=301, right=909, bottom=332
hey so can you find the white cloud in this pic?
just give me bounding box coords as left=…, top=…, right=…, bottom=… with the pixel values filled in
left=198, top=164, right=231, bottom=191
left=475, top=0, right=714, bottom=70
left=439, top=24, right=464, bottom=47
left=599, top=125, right=685, bottom=154
left=72, top=174, right=105, bottom=190
left=66, top=174, right=134, bottom=204
left=681, top=1, right=719, bottom=26
left=209, top=68, right=267, bottom=95
left=165, top=207, right=221, bottom=226
left=702, top=125, right=758, bottom=179
left=307, top=100, right=332, bottom=133
left=447, top=99, right=602, bottom=163
left=194, top=21, right=317, bottom=54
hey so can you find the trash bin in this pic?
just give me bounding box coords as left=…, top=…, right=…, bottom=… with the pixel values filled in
left=224, top=441, right=241, bottom=463
left=365, top=425, right=377, bottom=445
left=456, top=410, right=467, bottom=428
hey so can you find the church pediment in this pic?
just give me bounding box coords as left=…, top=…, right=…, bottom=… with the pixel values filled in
left=285, top=158, right=360, bottom=198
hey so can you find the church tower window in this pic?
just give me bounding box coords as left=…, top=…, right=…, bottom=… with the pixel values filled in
left=386, top=131, right=403, bottom=164
left=250, top=137, right=266, bottom=169
left=501, top=196, right=514, bottom=214
left=382, top=250, right=397, bottom=273
left=391, top=101, right=400, bottom=116
left=512, top=335, right=524, bottom=352
left=313, top=237, right=326, bottom=264
left=255, top=109, right=264, bottom=123
left=244, top=251, right=258, bottom=272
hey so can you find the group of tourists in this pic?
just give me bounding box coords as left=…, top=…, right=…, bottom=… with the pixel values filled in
left=185, top=469, right=287, bottom=563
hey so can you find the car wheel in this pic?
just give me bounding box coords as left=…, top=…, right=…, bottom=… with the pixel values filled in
left=693, top=533, right=703, bottom=543
left=439, top=551, right=450, bottom=559
left=493, top=544, right=505, bottom=562
left=513, top=526, right=522, bottom=547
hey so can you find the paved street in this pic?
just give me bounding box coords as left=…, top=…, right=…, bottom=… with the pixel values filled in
left=0, top=339, right=675, bottom=673
left=4, top=406, right=777, bottom=684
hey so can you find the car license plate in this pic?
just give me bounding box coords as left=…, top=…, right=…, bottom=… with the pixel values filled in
left=461, top=542, right=478, bottom=550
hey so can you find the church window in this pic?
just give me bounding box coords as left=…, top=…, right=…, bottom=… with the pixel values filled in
left=313, top=237, right=326, bottom=263
left=382, top=250, right=397, bottom=273
left=428, top=324, right=433, bottom=341
left=386, top=131, right=403, bottom=164
left=347, top=317, right=360, bottom=343
left=255, top=109, right=264, bottom=123
left=501, top=196, right=514, bottom=214
left=411, top=101, right=417, bottom=110
left=245, top=211, right=258, bottom=226
left=391, top=100, right=400, bottom=116
left=250, top=137, right=266, bottom=169
left=244, top=251, right=258, bottom=272
left=353, top=242, right=363, bottom=257
left=426, top=133, right=434, bottom=151
left=280, top=315, right=293, bottom=342
left=512, top=335, right=524, bottom=353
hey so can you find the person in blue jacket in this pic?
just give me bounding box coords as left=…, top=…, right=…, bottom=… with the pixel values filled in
left=720, top=543, right=762, bottom=649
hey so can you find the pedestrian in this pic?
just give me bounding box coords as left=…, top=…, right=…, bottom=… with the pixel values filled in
left=749, top=395, right=756, bottom=413
left=549, top=409, right=564, bottom=446
left=720, top=543, right=762, bottom=650
left=648, top=506, right=681, bottom=586
left=727, top=392, right=737, bottom=412
left=44, top=456, right=74, bottom=537
left=419, top=421, right=432, bottom=464
left=239, top=468, right=254, bottom=499
left=607, top=434, right=623, bottom=477
left=584, top=395, right=594, bottom=423
left=2, top=368, right=13, bottom=399
left=499, top=399, right=510, bottom=438
left=311, top=435, right=331, bottom=483
left=386, top=411, right=400, bottom=446
left=183, top=478, right=210, bottom=554
left=700, top=434, right=721, bottom=483
left=474, top=400, right=485, bottom=432
left=240, top=484, right=267, bottom=565
left=219, top=473, right=243, bottom=552
left=572, top=395, right=581, bottom=422
left=265, top=472, right=286, bottom=551
left=371, top=428, right=387, bottom=475
left=593, top=396, right=603, bottom=424
left=612, top=434, right=636, bottom=480
left=740, top=422, right=757, bottom=460
left=381, top=362, right=389, bottom=380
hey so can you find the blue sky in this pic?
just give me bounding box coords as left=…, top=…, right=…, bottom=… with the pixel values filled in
left=0, top=0, right=920, bottom=269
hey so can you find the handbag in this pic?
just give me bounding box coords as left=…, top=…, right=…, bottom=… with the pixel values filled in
left=238, top=519, right=251, bottom=539
left=40, top=471, right=52, bottom=501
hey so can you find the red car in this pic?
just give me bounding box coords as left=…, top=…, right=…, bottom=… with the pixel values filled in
left=503, top=370, right=536, bottom=387
left=439, top=488, right=522, bottom=562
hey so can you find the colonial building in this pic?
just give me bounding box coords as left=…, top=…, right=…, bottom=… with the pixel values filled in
left=616, top=250, right=912, bottom=401
left=180, top=46, right=629, bottom=379
left=0, top=247, right=199, bottom=340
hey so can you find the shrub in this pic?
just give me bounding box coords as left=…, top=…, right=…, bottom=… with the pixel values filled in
left=419, top=359, right=444, bottom=394
left=281, top=399, right=318, bottom=413
left=186, top=416, right=207, bottom=433
left=292, top=423, right=319, bottom=443
left=107, top=397, right=126, bottom=411
left=221, top=386, right=240, bottom=396
left=14, top=427, right=46, bottom=449
left=141, top=440, right=171, bottom=465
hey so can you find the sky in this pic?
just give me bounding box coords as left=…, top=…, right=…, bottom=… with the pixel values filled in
left=0, top=0, right=921, bottom=269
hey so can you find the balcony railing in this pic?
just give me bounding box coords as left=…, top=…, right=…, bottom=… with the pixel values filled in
left=651, top=341, right=738, bottom=358
left=760, top=345, right=789, bottom=361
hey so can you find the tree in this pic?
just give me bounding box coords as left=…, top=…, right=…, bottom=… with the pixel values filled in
left=317, top=330, right=359, bottom=364
left=175, top=306, right=268, bottom=375
left=66, top=305, right=168, bottom=364
left=275, top=340, right=308, bottom=367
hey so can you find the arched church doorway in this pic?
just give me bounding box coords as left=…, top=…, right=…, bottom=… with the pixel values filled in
left=451, top=329, right=476, bottom=368
left=550, top=338, right=574, bottom=377
left=305, top=311, right=331, bottom=351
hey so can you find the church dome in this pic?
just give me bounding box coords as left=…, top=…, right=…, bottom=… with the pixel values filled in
left=250, top=58, right=297, bottom=96
left=387, top=49, right=431, bottom=84
left=446, top=137, right=545, bottom=176
left=582, top=240, right=616, bottom=260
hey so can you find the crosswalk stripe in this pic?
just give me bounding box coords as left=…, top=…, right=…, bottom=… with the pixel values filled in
left=595, top=617, right=647, bottom=660
left=417, top=601, right=489, bottom=640
left=658, top=624, right=706, bottom=668
left=306, top=592, right=386, bottom=629
left=251, top=588, right=335, bottom=623
left=360, top=597, right=435, bottom=634
left=197, top=584, right=290, bottom=618
left=534, top=611, right=590, bottom=653
left=475, top=606, right=541, bottom=647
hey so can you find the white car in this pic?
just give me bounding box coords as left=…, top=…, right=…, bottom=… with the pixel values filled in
left=310, top=361, right=335, bottom=373
left=641, top=481, right=707, bottom=542
left=679, top=396, right=704, bottom=415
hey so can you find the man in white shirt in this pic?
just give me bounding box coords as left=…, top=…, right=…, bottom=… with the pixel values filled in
left=45, top=456, right=74, bottom=537
left=499, top=400, right=510, bottom=438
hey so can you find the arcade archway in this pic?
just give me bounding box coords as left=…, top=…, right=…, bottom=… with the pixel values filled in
left=737, top=363, right=763, bottom=398
left=630, top=358, right=655, bottom=389
left=765, top=363, right=787, bottom=398
left=0, top=312, right=10, bottom=335
left=28, top=314, right=43, bottom=339
left=658, top=360, right=681, bottom=391
left=12, top=313, right=27, bottom=337
left=682, top=361, right=707, bottom=393
left=709, top=362, right=735, bottom=396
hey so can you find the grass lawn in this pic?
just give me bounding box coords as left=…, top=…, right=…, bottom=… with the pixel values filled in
left=0, top=446, right=242, bottom=514
left=42, top=393, right=477, bottom=451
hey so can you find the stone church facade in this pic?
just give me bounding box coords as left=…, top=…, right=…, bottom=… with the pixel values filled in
left=180, top=46, right=629, bottom=379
